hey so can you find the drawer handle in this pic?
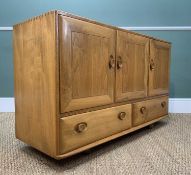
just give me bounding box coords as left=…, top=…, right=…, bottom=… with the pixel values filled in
left=109, top=55, right=115, bottom=69
left=161, top=101, right=166, bottom=108
left=140, top=106, right=147, bottom=114
left=117, top=56, right=123, bottom=69
left=118, top=112, right=126, bottom=120
left=75, top=122, right=87, bottom=133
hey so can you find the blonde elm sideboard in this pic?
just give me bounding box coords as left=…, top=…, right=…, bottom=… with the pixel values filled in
left=13, top=10, right=170, bottom=159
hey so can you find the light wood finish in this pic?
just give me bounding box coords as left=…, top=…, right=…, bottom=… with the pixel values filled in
left=149, top=40, right=171, bottom=96
left=60, top=104, right=132, bottom=153
left=133, top=96, right=168, bottom=126
left=59, top=16, right=115, bottom=113
left=14, top=10, right=170, bottom=160
left=56, top=10, right=171, bottom=45
left=60, top=94, right=169, bottom=117
left=13, top=11, right=58, bottom=157
left=57, top=115, right=168, bottom=159
left=116, top=31, right=149, bottom=101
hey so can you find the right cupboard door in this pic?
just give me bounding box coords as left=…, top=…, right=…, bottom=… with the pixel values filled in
left=149, top=40, right=171, bottom=96
left=116, top=31, right=149, bottom=102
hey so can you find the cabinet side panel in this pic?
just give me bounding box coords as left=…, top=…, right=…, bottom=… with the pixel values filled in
left=13, top=12, right=57, bottom=157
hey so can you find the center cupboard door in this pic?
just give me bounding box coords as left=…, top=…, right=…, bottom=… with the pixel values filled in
left=59, top=16, right=116, bottom=113
left=115, top=31, right=149, bottom=102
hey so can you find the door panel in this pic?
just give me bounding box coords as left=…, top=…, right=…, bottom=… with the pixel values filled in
left=116, top=31, right=149, bottom=102
left=149, top=40, right=171, bottom=96
left=59, top=16, right=116, bottom=113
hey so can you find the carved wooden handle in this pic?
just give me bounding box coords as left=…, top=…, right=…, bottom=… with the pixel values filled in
left=109, top=55, right=115, bottom=69
left=140, top=106, right=147, bottom=114
left=118, top=112, right=126, bottom=120
left=150, top=60, right=155, bottom=70
left=75, top=122, right=87, bottom=133
left=117, top=56, right=123, bottom=69
left=161, top=101, right=166, bottom=108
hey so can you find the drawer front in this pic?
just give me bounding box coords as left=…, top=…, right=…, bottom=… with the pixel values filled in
left=59, top=104, right=132, bottom=154
left=133, top=96, right=168, bottom=126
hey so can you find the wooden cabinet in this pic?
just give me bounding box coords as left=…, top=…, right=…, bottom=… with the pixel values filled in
left=14, top=11, right=170, bottom=160
left=116, top=31, right=149, bottom=101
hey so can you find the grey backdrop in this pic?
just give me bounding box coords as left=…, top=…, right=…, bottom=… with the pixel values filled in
left=1, top=0, right=191, bottom=97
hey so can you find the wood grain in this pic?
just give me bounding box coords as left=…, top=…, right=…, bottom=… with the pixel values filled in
left=59, top=15, right=116, bottom=113
left=149, top=40, right=171, bottom=96
left=116, top=31, right=149, bottom=101
left=60, top=94, right=169, bottom=117
left=56, top=10, right=170, bottom=44
left=13, top=10, right=171, bottom=160
left=13, top=11, right=58, bottom=157
left=133, top=96, right=168, bottom=126
left=56, top=115, right=168, bottom=159
left=59, top=104, right=132, bottom=154
left=15, top=10, right=170, bottom=45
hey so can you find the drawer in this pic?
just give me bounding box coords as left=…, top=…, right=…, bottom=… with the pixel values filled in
left=133, top=96, right=168, bottom=126
left=59, top=104, right=132, bottom=154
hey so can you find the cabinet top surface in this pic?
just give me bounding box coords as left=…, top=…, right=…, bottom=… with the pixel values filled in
left=13, top=10, right=171, bottom=44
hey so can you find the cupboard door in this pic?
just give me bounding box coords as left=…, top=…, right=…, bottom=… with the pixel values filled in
left=116, top=31, right=149, bottom=102
left=59, top=16, right=116, bottom=113
left=149, top=40, right=171, bottom=96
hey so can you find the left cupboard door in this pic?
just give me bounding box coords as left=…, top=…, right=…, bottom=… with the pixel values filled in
left=59, top=16, right=116, bottom=113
